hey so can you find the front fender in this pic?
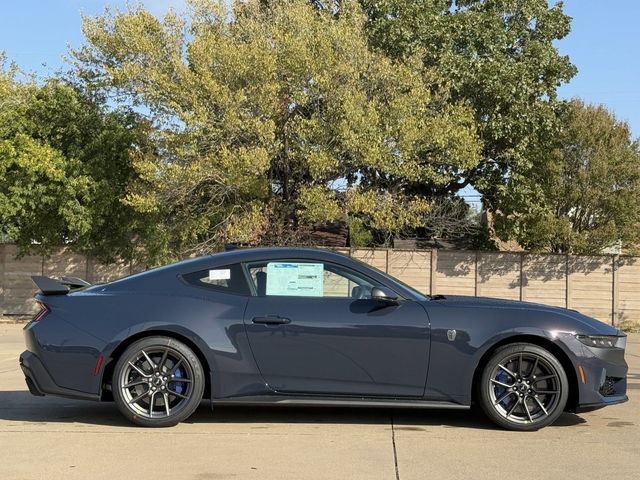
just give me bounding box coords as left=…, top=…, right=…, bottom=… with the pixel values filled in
left=423, top=303, right=593, bottom=404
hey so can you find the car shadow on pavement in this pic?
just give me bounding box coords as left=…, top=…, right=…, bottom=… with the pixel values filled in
left=0, top=390, right=132, bottom=427
left=204, top=405, right=586, bottom=430
left=0, top=390, right=587, bottom=430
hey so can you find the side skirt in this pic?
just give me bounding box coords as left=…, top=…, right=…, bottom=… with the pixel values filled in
left=210, top=395, right=470, bottom=410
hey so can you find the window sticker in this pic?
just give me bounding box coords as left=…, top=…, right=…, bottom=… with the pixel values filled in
left=208, top=269, right=231, bottom=281
left=266, top=262, right=324, bottom=297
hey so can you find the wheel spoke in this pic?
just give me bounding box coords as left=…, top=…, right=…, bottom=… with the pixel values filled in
left=491, top=379, right=514, bottom=388
left=128, top=389, right=150, bottom=405
left=142, top=350, right=156, bottom=371
left=505, top=401, right=519, bottom=418
left=163, top=392, right=171, bottom=416
left=123, top=379, right=147, bottom=388
left=498, top=364, right=517, bottom=379
left=523, top=398, right=533, bottom=422
left=494, top=390, right=515, bottom=405
left=533, top=374, right=557, bottom=382
left=128, top=361, right=150, bottom=378
left=169, top=359, right=183, bottom=375
left=529, top=357, right=539, bottom=378
left=158, top=349, right=169, bottom=373
left=535, top=390, right=559, bottom=394
left=167, top=389, right=189, bottom=400
left=149, top=391, right=156, bottom=416
left=169, top=378, right=192, bottom=384
left=518, top=354, right=524, bottom=377
left=533, top=396, right=549, bottom=416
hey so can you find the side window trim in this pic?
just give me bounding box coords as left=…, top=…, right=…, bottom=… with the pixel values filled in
left=241, top=262, right=258, bottom=297
left=179, top=263, right=251, bottom=296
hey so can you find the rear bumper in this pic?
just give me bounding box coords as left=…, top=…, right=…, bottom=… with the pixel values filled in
left=19, top=351, right=99, bottom=401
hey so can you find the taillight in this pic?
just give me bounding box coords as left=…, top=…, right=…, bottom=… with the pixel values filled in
left=33, top=303, right=50, bottom=322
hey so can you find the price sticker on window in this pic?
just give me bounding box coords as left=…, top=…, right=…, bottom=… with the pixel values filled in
left=208, top=269, right=231, bottom=281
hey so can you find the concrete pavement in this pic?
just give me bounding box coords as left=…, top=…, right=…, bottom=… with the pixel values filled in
left=0, top=323, right=638, bottom=480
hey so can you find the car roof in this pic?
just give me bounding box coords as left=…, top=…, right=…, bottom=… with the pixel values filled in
left=105, top=247, right=351, bottom=284
left=180, top=247, right=352, bottom=270
left=98, top=247, right=424, bottom=300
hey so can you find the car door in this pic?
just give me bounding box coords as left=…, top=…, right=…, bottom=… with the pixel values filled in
left=242, top=259, right=430, bottom=397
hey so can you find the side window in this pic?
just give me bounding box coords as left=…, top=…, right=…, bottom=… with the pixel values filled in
left=181, top=263, right=250, bottom=295
left=246, top=261, right=378, bottom=298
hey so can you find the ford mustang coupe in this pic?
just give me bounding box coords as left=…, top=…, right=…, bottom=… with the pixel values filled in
left=20, top=247, right=627, bottom=430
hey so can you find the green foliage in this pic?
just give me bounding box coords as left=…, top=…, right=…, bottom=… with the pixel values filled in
left=73, top=0, right=482, bottom=259
left=0, top=66, right=154, bottom=260
left=347, top=217, right=373, bottom=248
left=358, top=0, right=576, bottom=215
left=5, top=1, right=627, bottom=260
left=0, top=134, right=91, bottom=251
left=496, top=100, right=640, bottom=253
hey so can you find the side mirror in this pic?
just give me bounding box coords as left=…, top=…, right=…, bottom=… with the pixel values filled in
left=370, top=286, right=399, bottom=303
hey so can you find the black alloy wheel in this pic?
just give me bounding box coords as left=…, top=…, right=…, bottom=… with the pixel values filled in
left=479, top=343, right=569, bottom=431
left=112, top=336, right=205, bottom=427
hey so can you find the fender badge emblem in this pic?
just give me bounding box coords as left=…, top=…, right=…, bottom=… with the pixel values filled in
left=447, top=329, right=457, bottom=341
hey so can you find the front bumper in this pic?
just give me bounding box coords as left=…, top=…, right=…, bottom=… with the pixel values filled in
left=576, top=394, right=628, bottom=413
left=20, top=351, right=99, bottom=401
left=561, top=334, right=629, bottom=412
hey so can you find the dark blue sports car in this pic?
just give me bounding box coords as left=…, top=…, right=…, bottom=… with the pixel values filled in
left=20, top=247, right=628, bottom=430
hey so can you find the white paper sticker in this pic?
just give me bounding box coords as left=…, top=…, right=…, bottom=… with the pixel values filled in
left=208, top=269, right=231, bottom=280
left=266, top=262, right=324, bottom=297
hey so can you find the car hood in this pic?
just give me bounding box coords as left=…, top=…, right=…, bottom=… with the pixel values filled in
left=428, top=295, right=621, bottom=335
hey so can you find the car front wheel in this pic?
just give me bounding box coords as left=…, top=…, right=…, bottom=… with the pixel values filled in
left=479, top=343, right=569, bottom=431
left=112, top=336, right=205, bottom=427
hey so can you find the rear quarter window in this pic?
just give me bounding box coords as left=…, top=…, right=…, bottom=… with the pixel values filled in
left=181, top=263, right=250, bottom=295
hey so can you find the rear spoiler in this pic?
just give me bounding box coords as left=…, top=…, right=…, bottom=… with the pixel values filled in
left=31, top=275, right=92, bottom=295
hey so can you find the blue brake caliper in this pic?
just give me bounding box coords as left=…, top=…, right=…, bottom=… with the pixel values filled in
left=495, top=370, right=512, bottom=407
left=174, top=367, right=185, bottom=394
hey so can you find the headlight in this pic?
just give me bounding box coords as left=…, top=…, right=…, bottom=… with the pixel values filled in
left=575, top=335, right=620, bottom=348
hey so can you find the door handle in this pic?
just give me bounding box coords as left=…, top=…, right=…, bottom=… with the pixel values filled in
left=252, top=316, right=291, bottom=325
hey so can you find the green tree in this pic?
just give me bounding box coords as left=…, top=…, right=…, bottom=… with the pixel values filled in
left=356, top=0, right=576, bottom=229
left=0, top=62, right=155, bottom=260
left=497, top=99, right=640, bottom=253
left=72, top=0, right=482, bottom=259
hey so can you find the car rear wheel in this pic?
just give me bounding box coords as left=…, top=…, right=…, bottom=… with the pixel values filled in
left=479, top=343, right=568, bottom=431
left=112, top=336, right=205, bottom=427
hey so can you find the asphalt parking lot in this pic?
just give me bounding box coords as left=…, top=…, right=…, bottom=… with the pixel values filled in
left=0, top=323, right=638, bottom=480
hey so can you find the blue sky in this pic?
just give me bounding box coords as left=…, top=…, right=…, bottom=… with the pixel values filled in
left=1, top=1, right=637, bottom=138
left=0, top=0, right=638, bottom=149
left=557, top=1, right=640, bottom=138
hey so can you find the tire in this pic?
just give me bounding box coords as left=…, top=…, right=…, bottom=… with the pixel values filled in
left=112, top=336, right=205, bottom=427
left=478, top=343, right=568, bottom=431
